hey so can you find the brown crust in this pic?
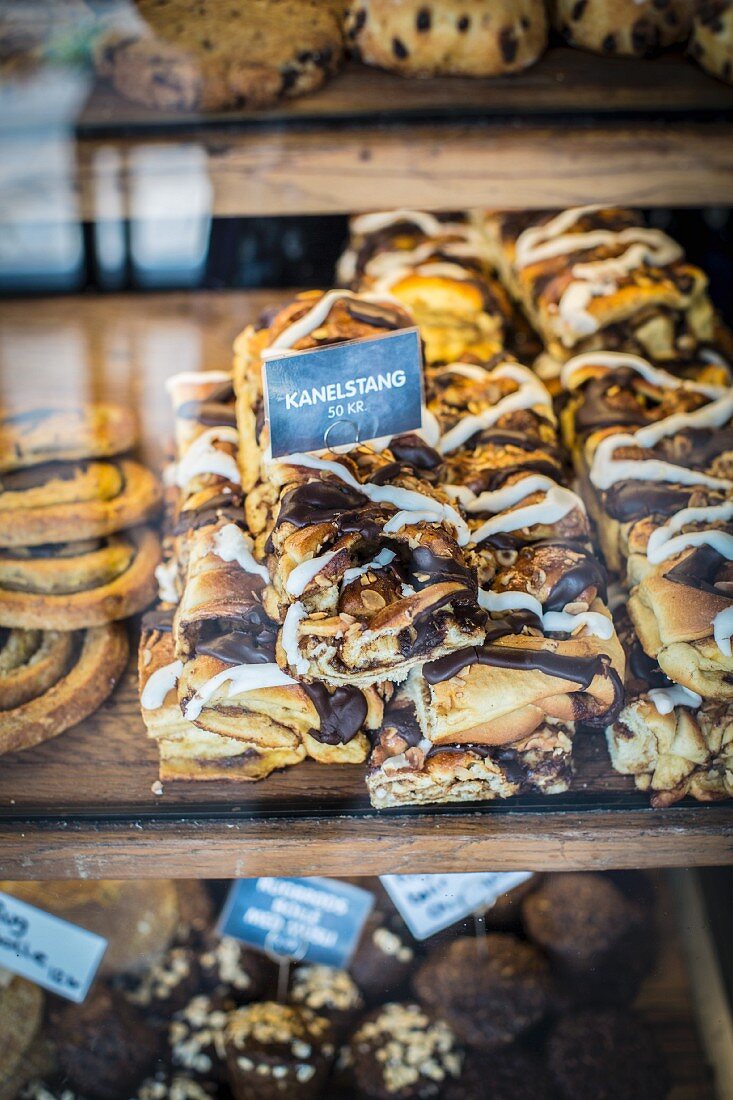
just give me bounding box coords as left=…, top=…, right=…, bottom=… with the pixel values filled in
left=0, top=629, right=74, bottom=709
left=0, top=458, right=162, bottom=548
left=0, top=403, right=136, bottom=472
left=0, top=623, right=128, bottom=755
left=0, top=526, right=160, bottom=629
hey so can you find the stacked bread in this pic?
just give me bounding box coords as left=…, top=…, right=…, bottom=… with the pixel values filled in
left=0, top=404, right=160, bottom=755
left=479, top=206, right=733, bottom=805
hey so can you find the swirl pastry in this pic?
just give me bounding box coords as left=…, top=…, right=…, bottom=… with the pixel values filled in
left=0, top=403, right=136, bottom=472
left=0, top=527, right=160, bottom=629
left=0, top=623, right=128, bottom=755
left=0, top=458, right=162, bottom=548
left=606, top=605, right=733, bottom=806
left=364, top=355, right=624, bottom=805
left=339, top=210, right=513, bottom=364
left=480, top=206, right=717, bottom=364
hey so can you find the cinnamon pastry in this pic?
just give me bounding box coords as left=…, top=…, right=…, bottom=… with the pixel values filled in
left=0, top=623, right=128, bottom=755
left=367, top=688, right=574, bottom=807
left=480, top=206, right=717, bottom=363
left=0, top=527, right=160, bottom=629
left=0, top=458, right=162, bottom=548
left=338, top=210, right=513, bottom=364
left=0, top=403, right=136, bottom=472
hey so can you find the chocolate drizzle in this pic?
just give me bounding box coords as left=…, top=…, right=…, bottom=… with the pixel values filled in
left=303, top=683, right=368, bottom=745
left=380, top=699, right=422, bottom=747
left=141, top=609, right=174, bottom=634
left=544, top=555, right=607, bottom=609
left=1, top=461, right=89, bottom=490
left=196, top=627, right=277, bottom=666
left=604, top=481, right=694, bottom=522
left=343, top=299, right=406, bottom=330
left=424, top=642, right=613, bottom=689
left=274, top=481, right=369, bottom=532
left=173, top=493, right=244, bottom=535
left=663, top=544, right=733, bottom=600
left=408, top=546, right=475, bottom=592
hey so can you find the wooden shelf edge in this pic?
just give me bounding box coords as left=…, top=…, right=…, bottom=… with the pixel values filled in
left=2, top=809, right=731, bottom=879
left=3, top=120, right=733, bottom=227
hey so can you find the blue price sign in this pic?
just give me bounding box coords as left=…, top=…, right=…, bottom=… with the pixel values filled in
left=218, top=878, right=374, bottom=969
left=263, top=328, right=424, bottom=459
left=0, top=892, right=107, bottom=1003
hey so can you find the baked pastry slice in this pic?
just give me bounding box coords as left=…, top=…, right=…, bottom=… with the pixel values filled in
left=481, top=206, right=717, bottom=363
left=552, top=0, right=693, bottom=57
left=0, top=526, right=160, bottom=629
left=0, top=457, right=161, bottom=548
left=344, top=0, right=548, bottom=77
left=0, top=622, right=128, bottom=755
left=0, top=403, right=136, bottom=471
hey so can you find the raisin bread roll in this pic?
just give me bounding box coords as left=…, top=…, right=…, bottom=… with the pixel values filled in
left=344, top=0, right=548, bottom=77
left=552, top=0, right=693, bottom=57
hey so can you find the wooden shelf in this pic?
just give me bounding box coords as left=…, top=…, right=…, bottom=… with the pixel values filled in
left=0, top=290, right=732, bottom=878
left=1, top=50, right=733, bottom=224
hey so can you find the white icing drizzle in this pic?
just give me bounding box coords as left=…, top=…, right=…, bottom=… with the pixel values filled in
left=261, top=290, right=402, bottom=359
left=477, top=589, right=611, bottom=638
left=351, top=209, right=456, bottom=238
left=371, top=261, right=474, bottom=297
left=436, top=362, right=490, bottom=382
left=648, top=685, right=702, bottom=715
left=420, top=408, right=442, bottom=447
left=514, top=205, right=605, bottom=269
left=713, top=606, right=733, bottom=657
left=165, top=370, right=231, bottom=396
left=342, top=548, right=395, bottom=586
left=438, top=364, right=554, bottom=455
left=646, top=503, right=733, bottom=564
left=561, top=351, right=724, bottom=399
left=589, top=390, right=733, bottom=491
left=286, top=550, right=339, bottom=597
left=184, top=663, right=296, bottom=722
left=534, top=353, right=563, bottom=382
left=472, top=485, right=582, bottom=544
left=213, top=523, right=270, bottom=582
left=282, top=602, right=309, bottom=675
left=141, top=660, right=183, bottom=711
left=154, top=560, right=178, bottom=604
left=383, top=508, right=448, bottom=535
left=336, top=248, right=357, bottom=286
left=271, top=452, right=471, bottom=546
left=364, top=241, right=479, bottom=280
left=174, top=427, right=240, bottom=488
left=459, top=475, right=585, bottom=518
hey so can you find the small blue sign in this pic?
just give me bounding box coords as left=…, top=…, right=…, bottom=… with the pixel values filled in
left=264, top=328, right=424, bottom=459
left=218, top=877, right=374, bottom=969
left=0, top=891, right=107, bottom=1003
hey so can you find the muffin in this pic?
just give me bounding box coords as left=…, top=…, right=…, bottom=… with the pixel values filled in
left=547, top=1008, right=670, bottom=1099
left=444, top=1045, right=555, bottom=1100
left=521, top=873, right=652, bottom=1006
left=53, top=986, right=162, bottom=1099
left=412, top=935, right=552, bottom=1049
left=133, top=1071, right=217, bottom=1099
left=224, top=1002, right=334, bottom=1100
left=168, top=994, right=229, bottom=1082
left=349, top=913, right=416, bottom=1003
left=119, top=945, right=201, bottom=1018
left=198, top=934, right=271, bottom=1003
left=289, top=964, right=364, bottom=1036
left=341, top=1002, right=462, bottom=1100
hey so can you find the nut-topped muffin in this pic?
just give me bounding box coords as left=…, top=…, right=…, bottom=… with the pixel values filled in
left=224, top=1001, right=334, bottom=1099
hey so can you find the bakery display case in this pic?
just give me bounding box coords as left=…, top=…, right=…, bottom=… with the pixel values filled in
left=2, top=3, right=733, bottom=1098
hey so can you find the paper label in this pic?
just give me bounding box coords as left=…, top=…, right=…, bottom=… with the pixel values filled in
left=218, top=877, right=374, bottom=968
left=263, top=328, right=424, bottom=458
left=380, top=872, right=534, bottom=941
left=0, top=892, right=107, bottom=1002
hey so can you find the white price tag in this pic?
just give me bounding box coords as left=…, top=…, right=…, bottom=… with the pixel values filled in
left=380, top=873, right=533, bottom=941
left=0, top=892, right=107, bottom=1002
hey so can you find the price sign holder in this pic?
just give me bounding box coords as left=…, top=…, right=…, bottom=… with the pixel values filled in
left=263, top=328, right=424, bottom=459
left=0, top=891, right=107, bottom=1003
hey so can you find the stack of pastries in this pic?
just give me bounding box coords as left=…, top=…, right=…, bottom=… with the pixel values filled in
left=479, top=206, right=733, bottom=805
left=0, top=404, right=161, bottom=755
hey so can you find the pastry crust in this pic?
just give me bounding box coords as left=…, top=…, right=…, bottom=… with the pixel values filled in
left=481, top=207, right=717, bottom=362
left=344, top=0, right=548, bottom=77
left=552, top=0, right=692, bottom=56
left=94, top=0, right=343, bottom=111
left=0, top=458, right=162, bottom=548
left=690, top=0, right=733, bottom=84
left=0, top=526, right=160, bottom=629
left=0, top=623, right=128, bottom=755
left=0, top=403, right=136, bottom=472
